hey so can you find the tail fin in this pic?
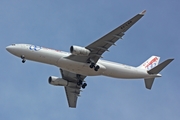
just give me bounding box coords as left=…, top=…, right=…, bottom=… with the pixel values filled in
left=144, top=58, right=174, bottom=90
left=138, top=56, right=160, bottom=70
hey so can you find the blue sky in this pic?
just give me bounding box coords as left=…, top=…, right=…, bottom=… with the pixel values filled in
left=1, top=0, right=180, bottom=120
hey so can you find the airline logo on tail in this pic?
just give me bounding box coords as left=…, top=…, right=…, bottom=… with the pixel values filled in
left=143, top=56, right=159, bottom=70
left=138, top=56, right=160, bottom=70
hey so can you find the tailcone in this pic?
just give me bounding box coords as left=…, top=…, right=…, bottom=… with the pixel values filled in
left=156, top=74, right=162, bottom=77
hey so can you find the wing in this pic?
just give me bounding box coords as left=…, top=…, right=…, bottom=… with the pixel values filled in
left=60, top=69, right=86, bottom=108
left=67, top=10, right=146, bottom=63
left=86, top=10, right=146, bottom=62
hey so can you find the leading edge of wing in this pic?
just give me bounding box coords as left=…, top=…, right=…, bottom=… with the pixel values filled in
left=86, top=10, right=146, bottom=48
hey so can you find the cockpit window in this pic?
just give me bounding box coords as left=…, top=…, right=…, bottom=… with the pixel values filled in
left=11, top=44, right=16, bottom=46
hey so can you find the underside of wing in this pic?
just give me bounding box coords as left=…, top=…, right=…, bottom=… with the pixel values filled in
left=66, top=10, right=146, bottom=63
left=60, top=69, right=86, bottom=108
left=64, top=86, right=81, bottom=108
left=86, top=10, right=146, bottom=62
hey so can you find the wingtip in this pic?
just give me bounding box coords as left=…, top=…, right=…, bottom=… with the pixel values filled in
left=169, top=58, right=174, bottom=62
left=140, top=10, right=146, bottom=15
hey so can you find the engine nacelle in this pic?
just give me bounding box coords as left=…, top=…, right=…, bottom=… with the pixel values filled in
left=48, top=76, right=68, bottom=86
left=70, top=45, right=90, bottom=56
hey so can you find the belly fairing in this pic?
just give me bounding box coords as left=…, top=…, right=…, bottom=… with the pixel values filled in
left=57, top=57, right=106, bottom=76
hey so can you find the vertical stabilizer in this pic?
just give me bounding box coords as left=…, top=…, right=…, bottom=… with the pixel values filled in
left=138, top=56, right=160, bottom=70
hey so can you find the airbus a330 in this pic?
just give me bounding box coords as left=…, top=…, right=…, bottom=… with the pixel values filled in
left=6, top=10, right=173, bottom=108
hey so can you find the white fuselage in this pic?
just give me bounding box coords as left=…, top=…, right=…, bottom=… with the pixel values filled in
left=6, top=44, right=158, bottom=79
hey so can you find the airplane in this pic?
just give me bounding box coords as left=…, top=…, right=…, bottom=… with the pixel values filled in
left=6, top=10, right=174, bottom=108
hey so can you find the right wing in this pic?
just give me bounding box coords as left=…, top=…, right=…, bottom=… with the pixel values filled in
left=60, top=69, right=86, bottom=108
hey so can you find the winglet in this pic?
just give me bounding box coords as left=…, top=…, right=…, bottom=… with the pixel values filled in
left=140, top=10, right=146, bottom=15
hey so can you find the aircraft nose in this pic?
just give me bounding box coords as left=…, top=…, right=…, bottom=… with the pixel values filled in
left=6, top=45, right=14, bottom=53
left=6, top=44, right=22, bottom=57
left=6, top=46, right=13, bottom=52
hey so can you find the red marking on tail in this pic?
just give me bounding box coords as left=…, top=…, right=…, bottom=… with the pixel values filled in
left=145, top=57, right=158, bottom=68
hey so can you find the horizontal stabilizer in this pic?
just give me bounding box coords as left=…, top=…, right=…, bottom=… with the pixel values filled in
left=144, top=78, right=155, bottom=89
left=148, top=59, right=174, bottom=74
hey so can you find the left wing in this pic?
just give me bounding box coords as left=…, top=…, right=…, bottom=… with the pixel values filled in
left=60, top=69, right=86, bottom=108
left=86, top=10, right=146, bottom=62
left=67, top=10, right=146, bottom=63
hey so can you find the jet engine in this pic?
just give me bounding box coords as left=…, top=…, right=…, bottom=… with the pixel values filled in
left=70, top=45, right=90, bottom=56
left=48, top=76, right=68, bottom=86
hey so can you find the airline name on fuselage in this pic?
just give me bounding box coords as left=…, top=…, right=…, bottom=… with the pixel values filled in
left=29, top=45, right=62, bottom=52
